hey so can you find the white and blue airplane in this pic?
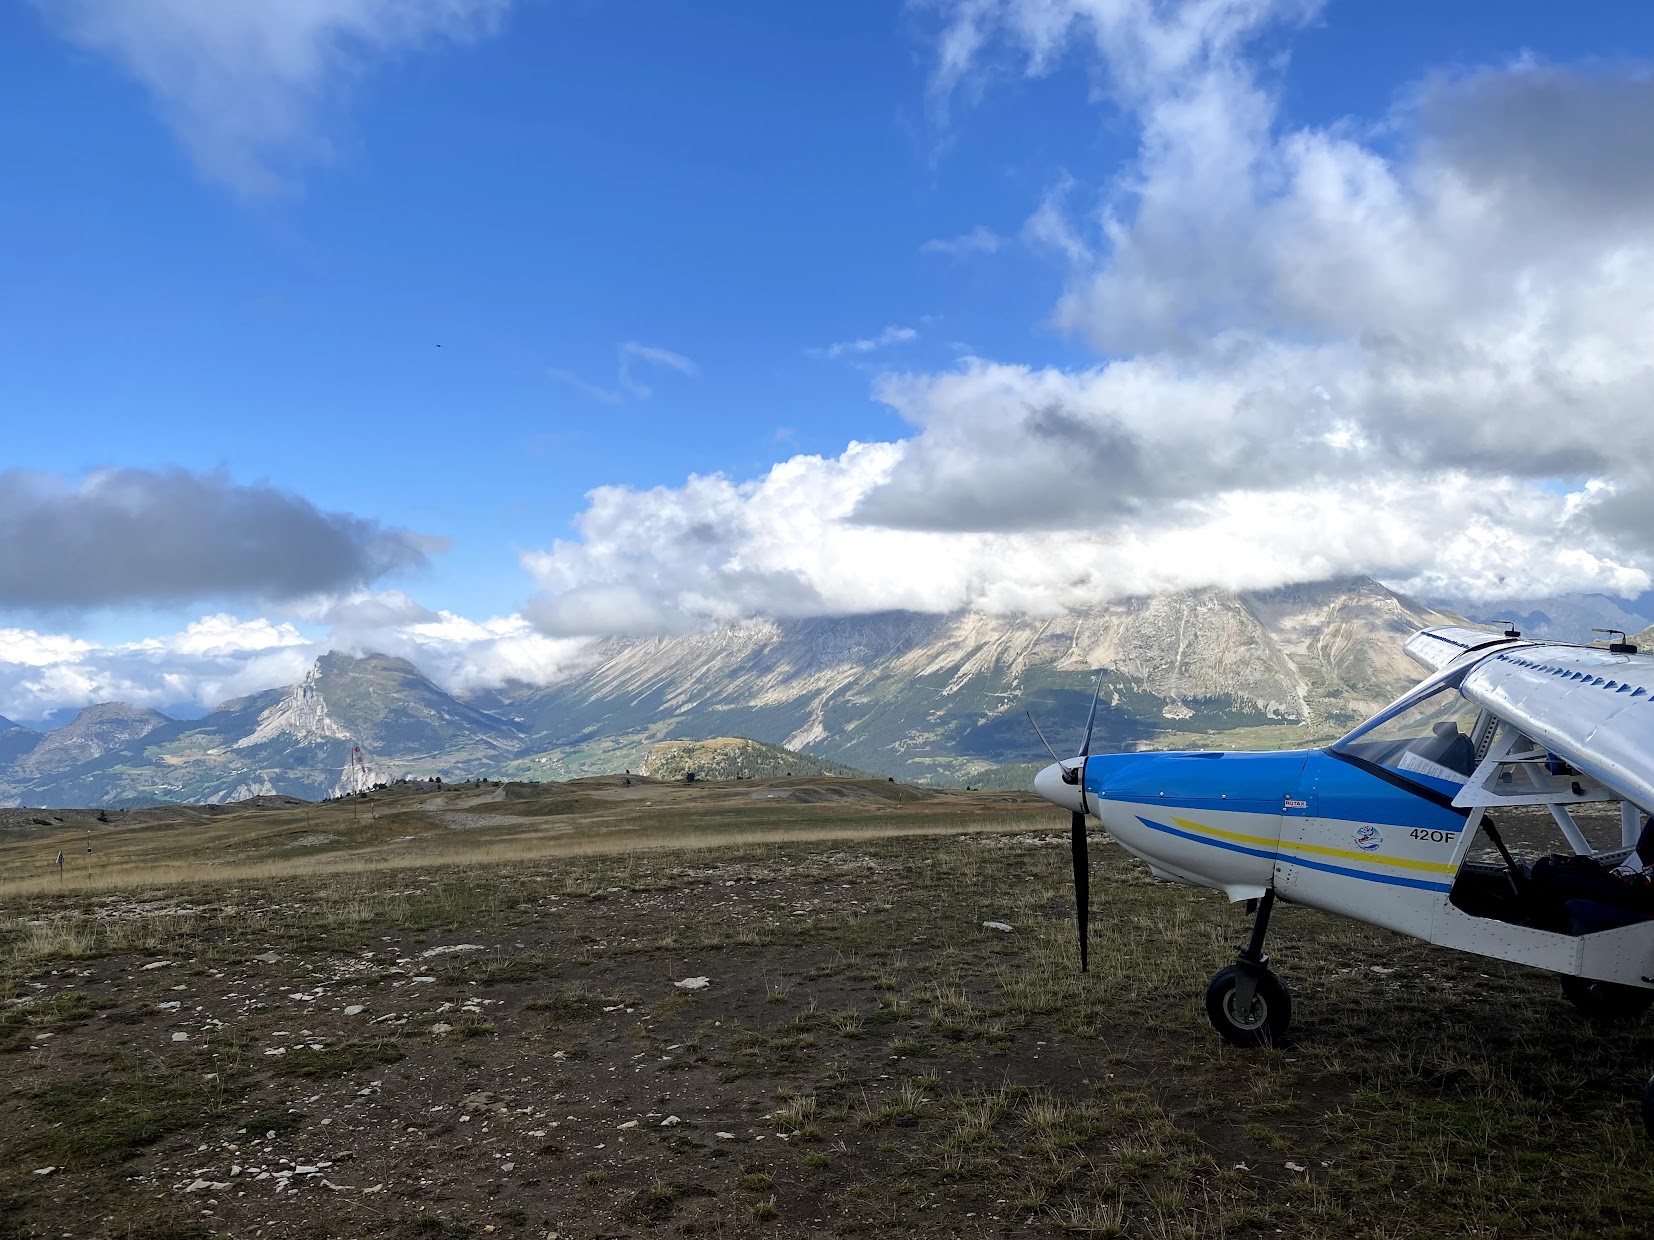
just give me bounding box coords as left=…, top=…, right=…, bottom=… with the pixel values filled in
left=1033, top=623, right=1654, bottom=1133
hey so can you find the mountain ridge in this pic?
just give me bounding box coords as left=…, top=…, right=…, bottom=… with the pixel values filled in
left=0, top=575, right=1464, bottom=807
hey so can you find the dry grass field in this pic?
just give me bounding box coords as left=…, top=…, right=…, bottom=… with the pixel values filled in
left=2, top=776, right=1652, bottom=1239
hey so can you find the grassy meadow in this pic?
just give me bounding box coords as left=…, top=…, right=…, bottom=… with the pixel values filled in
left=0, top=776, right=1650, bottom=1238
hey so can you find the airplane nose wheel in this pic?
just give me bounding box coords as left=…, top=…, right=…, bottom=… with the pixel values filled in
left=1205, top=888, right=1292, bottom=1048
left=1206, top=964, right=1291, bottom=1048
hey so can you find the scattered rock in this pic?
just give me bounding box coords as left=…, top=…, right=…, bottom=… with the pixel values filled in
left=141, top=961, right=173, bottom=971
left=31, top=1167, right=56, bottom=1176
left=342, top=1005, right=365, bottom=1016
left=982, top=921, right=1013, bottom=932
left=617, top=1119, right=639, bottom=1130
left=715, top=1131, right=736, bottom=1140
left=253, top=952, right=280, bottom=964
left=673, top=976, right=710, bottom=990
left=430, top=1022, right=454, bottom=1036
left=171, top=1031, right=190, bottom=1042
left=660, top=1115, right=681, bottom=1127
left=1285, top=1161, right=1307, bottom=1172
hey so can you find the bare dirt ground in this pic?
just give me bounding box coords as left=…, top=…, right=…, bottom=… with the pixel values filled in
left=1, top=780, right=1652, bottom=1239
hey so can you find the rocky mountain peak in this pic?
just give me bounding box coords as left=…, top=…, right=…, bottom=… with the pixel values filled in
left=12, top=700, right=173, bottom=782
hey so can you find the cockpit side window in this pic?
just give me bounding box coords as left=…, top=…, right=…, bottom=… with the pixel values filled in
left=1331, top=682, right=1483, bottom=794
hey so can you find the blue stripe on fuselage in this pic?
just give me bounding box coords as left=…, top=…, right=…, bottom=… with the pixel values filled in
left=1131, top=815, right=1453, bottom=893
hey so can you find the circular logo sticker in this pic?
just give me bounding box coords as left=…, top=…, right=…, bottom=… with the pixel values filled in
left=1352, top=824, right=1383, bottom=852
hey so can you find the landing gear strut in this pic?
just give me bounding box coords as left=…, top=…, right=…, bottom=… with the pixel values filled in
left=1205, top=888, right=1292, bottom=1048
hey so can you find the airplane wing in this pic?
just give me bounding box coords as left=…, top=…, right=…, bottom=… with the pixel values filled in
left=1458, top=643, right=1654, bottom=816
left=1403, top=625, right=1523, bottom=673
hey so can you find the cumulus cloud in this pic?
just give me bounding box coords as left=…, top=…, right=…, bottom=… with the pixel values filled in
left=33, top=0, right=509, bottom=196
left=0, top=614, right=315, bottom=723
left=515, top=2, right=1654, bottom=633
left=518, top=437, right=1645, bottom=634
left=0, top=594, right=590, bottom=722
left=0, top=468, right=442, bottom=610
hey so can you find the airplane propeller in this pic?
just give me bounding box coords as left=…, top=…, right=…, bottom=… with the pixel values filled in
left=1028, top=672, right=1106, bottom=971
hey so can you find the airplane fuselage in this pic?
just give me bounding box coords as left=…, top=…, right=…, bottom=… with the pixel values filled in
left=1073, top=749, right=1464, bottom=936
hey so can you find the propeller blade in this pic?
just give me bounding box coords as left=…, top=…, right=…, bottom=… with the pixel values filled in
left=1070, top=809, right=1090, bottom=971
left=1026, top=710, right=1067, bottom=771
left=1078, top=671, right=1105, bottom=758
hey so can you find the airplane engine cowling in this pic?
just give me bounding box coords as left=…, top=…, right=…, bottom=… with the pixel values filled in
left=1085, top=751, right=1311, bottom=902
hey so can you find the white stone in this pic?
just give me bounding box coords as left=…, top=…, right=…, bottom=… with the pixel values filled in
left=172, top=1031, right=190, bottom=1042
left=660, top=1115, right=681, bottom=1127
left=715, top=1131, right=736, bottom=1140
left=673, top=976, right=710, bottom=990
left=982, top=921, right=1013, bottom=932
left=617, top=1120, right=639, bottom=1130
left=343, top=1005, right=365, bottom=1016
left=31, top=1166, right=56, bottom=1176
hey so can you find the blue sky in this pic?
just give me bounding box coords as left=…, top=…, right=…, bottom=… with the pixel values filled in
left=5, top=0, right=1654, bottom=719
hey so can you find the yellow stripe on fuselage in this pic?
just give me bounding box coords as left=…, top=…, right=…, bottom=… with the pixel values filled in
left=1167, top=815, right=1456, bottom=875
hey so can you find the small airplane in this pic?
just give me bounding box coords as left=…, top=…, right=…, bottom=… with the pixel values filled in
left=1033, top=623, right=1654, bottom=1134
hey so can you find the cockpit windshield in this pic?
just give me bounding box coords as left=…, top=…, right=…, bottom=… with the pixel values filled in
left=1331, top=680, right=1482, bottom=794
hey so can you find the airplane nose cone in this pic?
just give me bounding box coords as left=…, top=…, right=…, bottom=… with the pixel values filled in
left=1034, top=759, right=1086, bottom=815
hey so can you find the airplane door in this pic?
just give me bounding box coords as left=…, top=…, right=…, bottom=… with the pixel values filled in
left=1277, top=753, right=1462, bottom=934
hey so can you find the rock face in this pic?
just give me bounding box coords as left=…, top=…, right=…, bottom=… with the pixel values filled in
left=498, top=576, right=1461, bottom=782
left=0, top=576, right=1463, bottom=806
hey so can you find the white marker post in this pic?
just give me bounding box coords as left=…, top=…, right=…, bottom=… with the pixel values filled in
left=55, top=850, right=63, bottom=884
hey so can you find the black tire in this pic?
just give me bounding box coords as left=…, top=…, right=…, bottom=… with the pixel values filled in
left=1642, top=1076, right=1654, bottom=1140
left=1205, top=964, right=1291, bottom=1048
left=1559, top=974, right=1654, bottom=1024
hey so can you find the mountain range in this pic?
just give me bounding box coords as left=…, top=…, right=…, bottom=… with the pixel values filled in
left=0, top=575, right=1462, bottom=808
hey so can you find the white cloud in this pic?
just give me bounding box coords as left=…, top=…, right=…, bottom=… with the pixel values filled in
left=515, top=4, right=1654, bottom=633
left=811, top=325, right=920, bottom=360
left=34, top=0, right=510, bottom=196
left=0, top=615, right=314, bottom=723
left=921, top=225, right=1005, bottom=255
left=517, top=431, right=1647, bottom=636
